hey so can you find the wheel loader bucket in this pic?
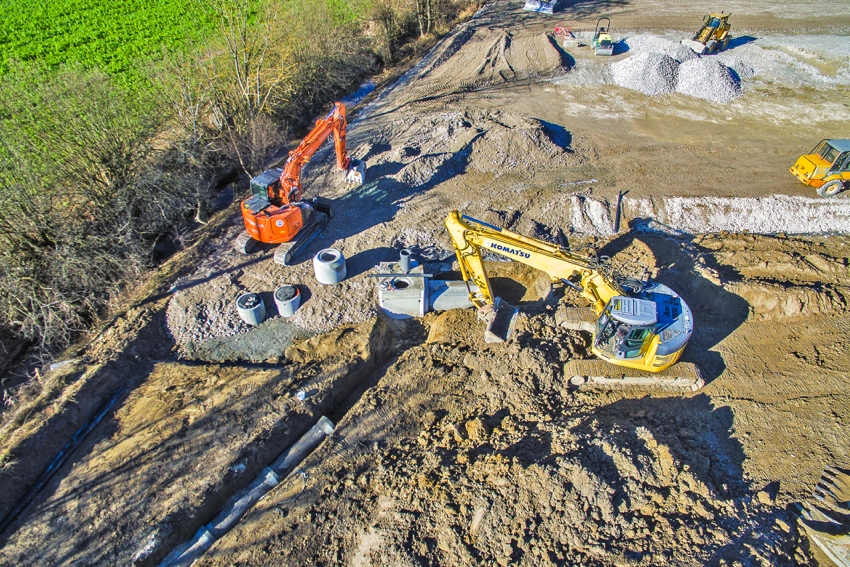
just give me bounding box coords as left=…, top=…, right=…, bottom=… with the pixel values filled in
left=345, top=159, right=367, bottom=184
left=680, top=38, right=707, bottom=55
left=798, top=465, right=850, bottom=567
left=524, top=0, right=558, bottom=14
left=482, top=297, right=519, bottom=343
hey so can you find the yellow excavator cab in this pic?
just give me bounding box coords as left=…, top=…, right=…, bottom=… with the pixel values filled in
left=445, top=211, right=704, bottom=392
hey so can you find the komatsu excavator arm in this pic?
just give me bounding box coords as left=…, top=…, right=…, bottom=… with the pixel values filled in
left=446, top=210, right=623, bottom=314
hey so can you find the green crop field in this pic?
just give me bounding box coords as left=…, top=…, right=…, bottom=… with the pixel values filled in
left=0, top=0, right=216, bottom=86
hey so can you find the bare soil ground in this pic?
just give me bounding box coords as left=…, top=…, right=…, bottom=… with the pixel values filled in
left=2, top=0, right=850, bottom=566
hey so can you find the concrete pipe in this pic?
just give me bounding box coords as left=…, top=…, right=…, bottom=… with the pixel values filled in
left=236, top=293, right=266, bottom=326
left=274, top=285, right=301, bottom=317
left=399, top=249, right=412, bottom=273
left=160, top=416, right=335, bottom=567
left=313, top=249, right=346, bottom=285
left=270, top=416, right=335, bottom=477
left=162, top=528, right=215, bottom=567
left=206, top=467, right=280, bottom=538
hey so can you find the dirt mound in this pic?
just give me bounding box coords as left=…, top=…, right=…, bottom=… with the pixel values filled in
left=196, top=311, right=800, bottom=567
left=366, top=109, right=584, bottom=184
left=729, top=281, right=848, bottom=320
left=419, top=29, right=569, bottom=85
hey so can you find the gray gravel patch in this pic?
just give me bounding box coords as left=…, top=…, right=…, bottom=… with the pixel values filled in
left=623, top=34, right=700, bottom=62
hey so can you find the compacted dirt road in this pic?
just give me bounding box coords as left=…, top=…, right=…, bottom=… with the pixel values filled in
left=1, top=0, right=849, bottom=565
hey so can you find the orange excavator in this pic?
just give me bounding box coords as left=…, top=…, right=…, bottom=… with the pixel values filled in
left=234, top=102, right=366, bottom=265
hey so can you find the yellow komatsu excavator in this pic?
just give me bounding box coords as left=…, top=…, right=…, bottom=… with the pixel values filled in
left=446, top=210, right=704, bottom=392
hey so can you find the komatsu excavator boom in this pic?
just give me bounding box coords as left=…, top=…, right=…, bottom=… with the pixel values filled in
left=446, top=210, right=704, bottom=392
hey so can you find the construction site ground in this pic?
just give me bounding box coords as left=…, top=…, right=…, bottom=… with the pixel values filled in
left=2, top=0, right=850, bottom=565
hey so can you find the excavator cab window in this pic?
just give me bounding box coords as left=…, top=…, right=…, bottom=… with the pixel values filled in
left=707, top=17, right=721, bottom=28
left=250, top=179, right=271, bottom=203
left=816, top=143, right=839, bottom=164
left=829, top=152, right=849, bottom=172
left=595, top=307, right=654, bottom=359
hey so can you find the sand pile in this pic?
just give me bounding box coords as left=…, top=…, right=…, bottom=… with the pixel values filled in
left=418, top=29, right=570, bottom=86
left=623, top=34, right=699, bottom=62
left=676, top=57, right=742, bottom=102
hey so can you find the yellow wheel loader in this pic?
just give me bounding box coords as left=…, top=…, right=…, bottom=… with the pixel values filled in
left=681, top=12, right=731, bottom=55
left=445, top=211, right=704, bottom=392
left=790, top=139, right=850, bottom=198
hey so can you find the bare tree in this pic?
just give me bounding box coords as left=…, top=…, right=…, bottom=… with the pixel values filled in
left=195, top=0, right=295, bottom=175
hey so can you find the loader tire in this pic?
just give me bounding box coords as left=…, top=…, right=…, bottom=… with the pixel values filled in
left=817, top=179, right=845, bottom=198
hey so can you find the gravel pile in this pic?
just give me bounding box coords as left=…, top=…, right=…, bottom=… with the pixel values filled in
left=676, top=57, right=743, bottom=102
left=611, top=45, right=742, bottom=102
left=623, top=34, right=699, bottom=62
left=715, top=53, right=755, bottom=80
left=611, top=52, right=678, bottom=96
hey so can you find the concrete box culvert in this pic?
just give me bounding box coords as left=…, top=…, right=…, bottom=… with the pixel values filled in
left=313, top=248, right=347, bottom=284
left=274, top=285, right=301, bottom=317
left=236, top=292, right=266, bottom=326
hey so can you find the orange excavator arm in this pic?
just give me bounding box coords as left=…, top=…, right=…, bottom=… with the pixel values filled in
left=279, top=102, right=353, bottom=205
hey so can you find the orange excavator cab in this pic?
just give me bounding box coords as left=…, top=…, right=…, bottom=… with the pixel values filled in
left=234, top=102, right=366, bottom=265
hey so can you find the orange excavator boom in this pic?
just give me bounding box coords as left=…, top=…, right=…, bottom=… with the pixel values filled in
left=279, top=102, right=357, bottom=205
left=234, top=102, right=366, bottom=265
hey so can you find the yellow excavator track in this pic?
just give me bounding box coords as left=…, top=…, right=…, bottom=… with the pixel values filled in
left=564, top=358, right=705, bottom=393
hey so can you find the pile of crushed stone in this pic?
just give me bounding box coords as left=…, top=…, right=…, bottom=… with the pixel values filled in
left=165, top=272, right=252, bottom=346
left=611, top=45, right=742, bottom=102
left=623, top=34, right=699, bottom=62
left=358, top=109, right=585, bottom=183
left=611, top=52, right=679, bottom=96
left=677, top=57, right=742, bottom=102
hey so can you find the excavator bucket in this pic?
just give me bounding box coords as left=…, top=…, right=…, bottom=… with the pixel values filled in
left=798, top=466, right=850, bottom=567
left=524, top=0, right=559, bottom=14
left=345, top=159, right=367, bottom=184
left=482, top=297, right=519, bottom=343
